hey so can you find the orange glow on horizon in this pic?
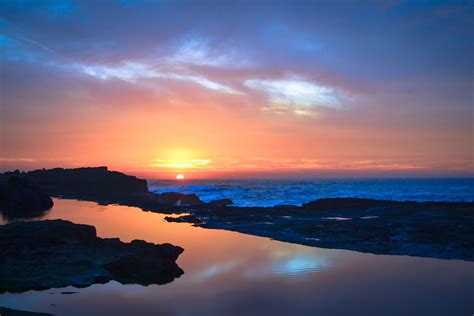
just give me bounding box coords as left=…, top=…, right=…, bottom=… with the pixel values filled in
left=1, top=91, right=472, bottom=178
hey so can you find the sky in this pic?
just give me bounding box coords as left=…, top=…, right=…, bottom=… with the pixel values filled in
left=0, top=0, right=473, bottom=179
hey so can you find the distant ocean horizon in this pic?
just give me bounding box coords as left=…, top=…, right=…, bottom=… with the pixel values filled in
left=148, top=178, right=474, bottom=207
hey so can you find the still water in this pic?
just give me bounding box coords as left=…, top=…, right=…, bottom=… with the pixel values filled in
left=1, top=198, right=473, bottom=315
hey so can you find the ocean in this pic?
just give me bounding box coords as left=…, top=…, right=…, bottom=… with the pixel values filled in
left=148, top=178, right=474, bottom=207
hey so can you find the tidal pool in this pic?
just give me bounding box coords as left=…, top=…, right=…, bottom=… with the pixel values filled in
left=1, top=198, right=473, bottom=315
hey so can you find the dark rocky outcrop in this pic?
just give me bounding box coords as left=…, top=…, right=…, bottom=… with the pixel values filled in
left=0, top=220, right=184, bottom=293
left=0, top=167, right=204, bottom=214
left=22, top=166, right=148, bottom=200
left=0, top=172, right=53, bottom=220
left=160, top=192, right=204, bottom=206
left=301, top=197, right=401, bottom=211
left=208, top=198, right=234, bottom=207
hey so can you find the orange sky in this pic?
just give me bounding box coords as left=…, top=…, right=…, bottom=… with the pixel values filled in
left=1, top=1, right=473, bottom=179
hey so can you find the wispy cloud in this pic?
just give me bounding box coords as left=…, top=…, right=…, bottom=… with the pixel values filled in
left=244, top=78, right=342, bottom=116
left=0, top=157, right=36, bottom=162
left=165, top=38, right=239, bottom=68
left=75, top=61, right=242, bottom=94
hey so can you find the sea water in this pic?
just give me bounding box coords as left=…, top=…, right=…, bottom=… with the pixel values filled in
left=148, top=178, right=474, bottom=207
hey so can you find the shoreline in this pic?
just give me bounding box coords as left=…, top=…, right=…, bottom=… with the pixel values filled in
left=1, top=167, right=473, bottom=262
left=164, top=199, right=474, bottom=261
left=32, top=194, right=474, bottom=262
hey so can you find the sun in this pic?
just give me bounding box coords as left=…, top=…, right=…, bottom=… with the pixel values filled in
left=176, top=173, right=185, bottom=180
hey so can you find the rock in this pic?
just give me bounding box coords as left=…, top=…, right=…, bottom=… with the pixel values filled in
left=21, top=167, right=148, bottom=199
left=159, top=192, right=182, bottom=205
left=0, top=174, right=53, bottom=219
left=0, top=220, right=184, bottom=293
left=159, top=192, right=203, bottom=206
left=165, top=215, right=203, bottom=224
left=209, top=198, right=234, bottom=207
left=167, top=199, right=474, bottom=261
left=274, top=204, right=296, bottom=209
left=103, top=242, right=183, bottom=285
left=0, top=167, right=206, bottom=213
left=301, top=198, right=399, bottom=211
left=179, top=193, right=204, bottom=206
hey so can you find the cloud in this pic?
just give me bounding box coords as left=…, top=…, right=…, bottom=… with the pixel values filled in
left=244, top=78, right=341, bottom=115
left=75, top=61, right=242, bottom=95
left=245, top=79, right=340, bottom=107
left=165, top=38, right=242, bottom=68
left=0, top=157, right=36, bottom=162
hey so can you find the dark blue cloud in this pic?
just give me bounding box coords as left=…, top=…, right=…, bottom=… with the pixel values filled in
left=1, top=0, right=472, bottom=108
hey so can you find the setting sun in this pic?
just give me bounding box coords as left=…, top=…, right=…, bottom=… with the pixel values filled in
left=176, top=174, right=185, bottom=180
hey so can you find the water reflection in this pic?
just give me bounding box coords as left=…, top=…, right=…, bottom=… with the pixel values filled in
left=1, top=199, right=473, bottom=316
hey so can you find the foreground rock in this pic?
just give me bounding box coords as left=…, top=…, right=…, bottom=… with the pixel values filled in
left=0, top=173, right=53, bottom=220
left=166, top=198, right=474, bottom=261
left=0, top=220, right=183, bottom=293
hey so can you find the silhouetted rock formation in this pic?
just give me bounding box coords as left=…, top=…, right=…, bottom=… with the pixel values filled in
left=209, top=198, right=234, bottom=206
left=0, top=220, right=184, bottom=293
left=167, top=198, right=474, bottom=261
left=160, top=192, right=204, bottom=206
left=0, top=167, right=205, bottom=213
left=0, top=172, right=53, bottom=220
left=23, top=166, right=148, bottom=199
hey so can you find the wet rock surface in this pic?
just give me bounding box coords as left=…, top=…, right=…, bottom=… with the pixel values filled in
left=167, top=198, right=474, bottom=261
left=0, top=220, right=184, bottom=293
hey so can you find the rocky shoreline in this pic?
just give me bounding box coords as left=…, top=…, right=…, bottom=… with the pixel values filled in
left=0, top=220, right=184, bottom=293
left=1, top=167, right=473, bottom=262
left=167, top=198, right=474, bottom=261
